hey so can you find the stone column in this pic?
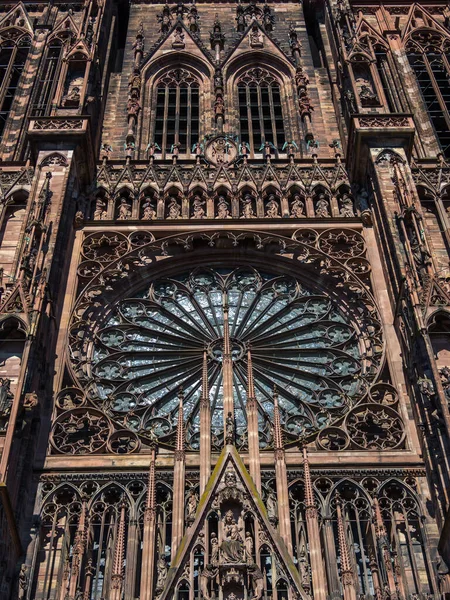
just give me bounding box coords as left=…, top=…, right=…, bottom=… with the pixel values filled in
left=246, top=347, right=261, bottom=492
left=171, top=390, right=186, bottom=560
left=110, top=499, right=127, bottom=600
left=222, top=292, right=234, bottom=432
left=273, top=388, right=292, bottom=553
left=200, top=351, right=211, bottom=495
left=373, top=497, right=398, bottom=600
left=302, top=446, right=327, bottom=600
left=67, top=497, right=88, bottom=600
left=140, top=446, right=157, bottom=600
left=336, top=495, right=357, bottom=600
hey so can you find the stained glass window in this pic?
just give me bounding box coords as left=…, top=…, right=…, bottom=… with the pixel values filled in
left=89, top=267, right=365, bottom=449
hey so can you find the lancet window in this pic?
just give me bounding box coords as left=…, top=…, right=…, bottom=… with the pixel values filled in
left=153, top=68, right=200, bottom=156
left=0, top=35, right=31, bottom=138
left=237, top=67, right=285, bottom=154
left=407, top=33, right=450, bottom=157
left=31, top=39, right=63, bottom=116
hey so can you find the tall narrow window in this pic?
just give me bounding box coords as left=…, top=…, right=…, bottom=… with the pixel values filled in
left=375, top=50, right=396, bottom=112
left=0, top=35, right=31, bottom=138
left=31, top=39, right=62, bottom=116
left=237, top=67, right=285, bottom=154
left=153, top=68, right=200, bottom=155
left=407, top=37, right=450, bottom=158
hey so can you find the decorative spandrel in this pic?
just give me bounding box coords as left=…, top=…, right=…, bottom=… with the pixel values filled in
left=62, top=265, right=371, bottom=451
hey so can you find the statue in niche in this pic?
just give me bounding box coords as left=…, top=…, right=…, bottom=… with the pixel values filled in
left=216, top=197, right=232, bottom=219
left=142, top=197, right=157, bottom=220
left=339, top=193, right=355, bottom=217
left=249, top=24, right=263, bottom=48
left=167, top=196, right=181, bottom=219
left=358, top=82, right=379, bottom=106
left=266, top=488, right=278, bottom=523
left=118, top=197, right=131, bottom=220
left=241, top=194, right=256, bottom=219
left=62, top=75, right=84, bottom=108
left=290, top=194, right=305, bottom=218
left=185, top=488, right=198, bottom=522
left=248, top=563, right=264, bottom=600
left=155, top=556, right=168, bottom=593
left=94, top=198, right=107, bottom=220
left=245, top=531, right=254, bottom=563
left=225, top=411, right=235, bottom=444
left=315, top=194, right=330, bottom=218
left=158, top=4, right=172, bottom=33
left=298, top=549, right=310, bottom=588
left=188, top=6, right=199, bottom=32
left=0, top=378, right=12, bottom=415
left=210, top=532, right=219, bottom=566
left=265, top=194, right=280, bottom=218
left=191, top=195, right=206, bottom=219
left=220, top=510, right=244, bottom=563
left=18, top=564, right=28, bottom=599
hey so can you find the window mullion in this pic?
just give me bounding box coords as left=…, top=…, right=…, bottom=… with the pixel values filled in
left=187, top=85, right=192, bottom=155
left=257, top=84, right=265, bottom=147
left=424, top=54, right=450, bottom=130
left=162, top=86, right=169, bottom=158
left=268, top=85, right=277, bottom=149
left=0, top=45, right=16, bottom=110
left=246, top=86, right=253, bottom=155
left=175, top=85, right=180, bottom=145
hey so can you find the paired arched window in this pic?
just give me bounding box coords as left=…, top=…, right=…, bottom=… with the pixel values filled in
left=238, top=67, right=285, bottom=153
left=31, top=39, right=63, bottom=116
left=0, top=35, right=31, bottom=138
left=154, top=68, right=200, bottom=155
left=407, top=35, right=450, bottom=157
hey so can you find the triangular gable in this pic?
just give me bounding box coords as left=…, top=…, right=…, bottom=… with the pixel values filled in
left=224, top=21, right=292, bottom=71
left=51, top=13, right=80, bottom=40
left=402, top=3, right=450, bottom=41
left=0, top=282, right=31, bottom=321
left=159, top=445, right=308, bottom=600
left=422, top=277, right=450, bottom=314
left=0, top=3, right=33, bottom=35
left=141, top=19, right=215, bottom=72
left=261, top=164, right=280, bottom=186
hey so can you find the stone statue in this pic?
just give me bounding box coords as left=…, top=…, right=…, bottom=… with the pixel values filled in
left=0, top=378, right=12, bottom=414
left=290, top=194, right=305, bottom=218
left=93, top=198, right=106, bottom=220
left=191, top=195, right=206, bottom=219
left=155, top=556, right=168, bottom=593
left=265, top=195, right=280, bottom=218
left=18, top=564, right=28, bottom=599
left=216, top=197, right=232, bottom=219
left=220, top=510, right=243, bottom=562
left=315, top=194, right=330, bottom=218
left=210, top=531, right=219, bottom=566
left=167, top=196, right=181, bottom=219
left=241, top=194, right=256, bottom=219
left=340, top=193, right=355, bottom=217
left=142, top=198, right=157, bottom=220
left=245, top=531, right=254, bottom=562
left=185, top=488, right=198, bottom=521
left=266, top=488, right=278, bottom=523
left=225, top=411, right=235, bottom=443
left=118, top=197, right=131, bottom=220
left=299, top=549, right=310, bottom=587
left=248, top=562, right=264, bottom=600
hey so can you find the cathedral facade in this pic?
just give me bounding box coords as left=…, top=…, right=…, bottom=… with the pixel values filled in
left=1, top=0, right=450, bottom=599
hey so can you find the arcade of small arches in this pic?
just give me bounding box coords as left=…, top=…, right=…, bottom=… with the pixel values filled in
left=89, top=185, right=357, bottom=221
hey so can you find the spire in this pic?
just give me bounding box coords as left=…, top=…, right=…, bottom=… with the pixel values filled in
left=146, top=448, right=156, bottom=513
left=302, top=445, right=315, bottom=511
left=247, top=345, right=255, bottom=400
left=222, top=290, right=234, bottom=425
left=202, top=349, right=209, bottom=402
left=336, top=494, right=355, bottom=594
left=372, top=497, right=387, bottom=540
left=111, top=499, right=126, bottom=597
left=273, top=386, right=284, bottom=451
left=175, top=387, right=185, bottom=460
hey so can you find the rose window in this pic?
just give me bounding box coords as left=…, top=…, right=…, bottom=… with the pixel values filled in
left=84, top=266, right=368, bottom=448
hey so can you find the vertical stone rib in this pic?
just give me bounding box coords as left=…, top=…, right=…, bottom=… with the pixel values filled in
left=67, top=497, right=87, bottom=600
left=373, top=497, right=399, bottom=599
left=222, top=291, right=234, bottom=428
left=140, top=447, right=157, bottom=600
left=272, top=388, right=292, bottom=552
left=336, top=495, right=357, bottom=600
left=171, top=389, right=186, bottom=560
left=302, top=446, right=327, bottom=600
left=110, top=499, right=126, bottom=600
left=200, top=350, right=211, bottom=494
left=246, top=346, right=261, bottom=491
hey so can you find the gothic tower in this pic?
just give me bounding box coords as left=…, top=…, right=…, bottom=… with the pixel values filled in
left=0, top=0, right=449, bottom=599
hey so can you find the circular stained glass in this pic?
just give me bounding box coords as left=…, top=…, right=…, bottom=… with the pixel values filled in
left=89, top=267, right=367, bottom=448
